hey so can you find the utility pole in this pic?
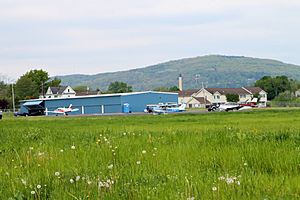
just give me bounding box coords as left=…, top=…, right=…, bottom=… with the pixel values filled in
left=11, top=83, right=15, bottom=113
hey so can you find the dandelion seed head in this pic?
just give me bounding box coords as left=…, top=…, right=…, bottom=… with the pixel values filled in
left=31, top=191, right=35, bottom=195
left=70, top=179, right=74, bottom=183
left=21, top=179, right=26, bottom=185
left=108, top=164, right=113, bottom=169
left=226, top=177, right=234, bottom=184
left=71, top=145, right=76, bottom=150
left=55, top=172, right=60, bottom=176
left=142, top=150, right=146, bottom=154
left=76, top=176, right=81, bottom=181
left=36, top=185, right=41, bottom=189
left=136, top=161, right=141, bottom=165
left=212, top=186, right=217, bottom=191
left=60, top=149, right=64, bottom=152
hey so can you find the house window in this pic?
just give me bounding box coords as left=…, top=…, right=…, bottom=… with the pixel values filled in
left=214, top=95, right=220, bottom=99
left=68, top=89, right=70, bottom=92
left=240, top=94, right=246, bottom=98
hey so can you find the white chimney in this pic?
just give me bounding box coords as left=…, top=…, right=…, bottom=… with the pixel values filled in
left=178, top=74, right=183, bottom=91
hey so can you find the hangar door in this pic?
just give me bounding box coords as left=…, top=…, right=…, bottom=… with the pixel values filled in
left=23, top=100, right=45, bottom=115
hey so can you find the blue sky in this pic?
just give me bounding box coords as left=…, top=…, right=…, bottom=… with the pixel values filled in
left=0, top=0, right=300, bottom=81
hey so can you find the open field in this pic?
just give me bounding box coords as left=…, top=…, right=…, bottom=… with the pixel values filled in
left=1, top=109, right=300, bottom=199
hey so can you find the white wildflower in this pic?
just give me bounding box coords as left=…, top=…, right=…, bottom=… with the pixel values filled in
left=37, top=185, right=41, bottom=189
left=71, top=145, right=76, bottom=150
left=142, top=150, right=146, bottom=154
left=153, top=153, right=156, bottom=156
left=236, top=181, right=241, bottom=186
left=108, top=164, right=113, bottom=169
left=29, top=147, right=34, bottom=150
left=87, top=180, right=92, bottom=185
left=244, top=162, right=248, bottom=166
left=98, top=181, right=104, bottom=188
left=187, top=197, right=195, bottom=200
left=31, top=191, right=36, bottom=195
left=226, top=177, right=234, bottom=184
left=60, top=149, right=64, bottom=153
left=218, top=176, right=225, bottom=180
left=154, top=147, right=157, bottom=151
left=38, top=152, right=44, bottom=156
left=70, top=179, right=74, bottom=183
left=104, top=182, right=110, bottom=188
left=76, top=176, right=81, bottom=181
left=123, top=132, right=126, bottom=136
left=212, top=186, right=217, bottom=191
left=136, top=161, right=141, bottom=165
left=55, top=172, right=60, bottom=176
left=21, top=179, right=26, bottom=185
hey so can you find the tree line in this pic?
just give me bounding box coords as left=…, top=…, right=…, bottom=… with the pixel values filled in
left=1, top=69, right=298, bottom=110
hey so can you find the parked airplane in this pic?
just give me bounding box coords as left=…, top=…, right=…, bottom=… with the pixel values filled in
left=45, top=104, right=79, bottom=115
left=144, top=103, right=186, bottom=114
left=208, top=98, right=257, bottom=112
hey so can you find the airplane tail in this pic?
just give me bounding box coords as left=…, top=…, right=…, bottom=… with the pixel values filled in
left=179, top=103, right=186, bottom=111
left=68, top=104, right=73, bottom=108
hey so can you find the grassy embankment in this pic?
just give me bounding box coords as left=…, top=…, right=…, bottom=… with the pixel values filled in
left=1, top=109, right=300, bottom=199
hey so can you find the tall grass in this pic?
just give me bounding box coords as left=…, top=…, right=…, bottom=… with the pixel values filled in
left=1, top=109, right=300, bottom=199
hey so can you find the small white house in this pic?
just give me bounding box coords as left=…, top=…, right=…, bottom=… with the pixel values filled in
left=43, top=86, right=76, bottom=99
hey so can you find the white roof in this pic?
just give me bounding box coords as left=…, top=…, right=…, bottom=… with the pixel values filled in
left=21, top=91, right=178, bottom=102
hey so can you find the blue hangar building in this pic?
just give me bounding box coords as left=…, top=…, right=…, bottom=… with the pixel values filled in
left=19, top=91, right=178, bottom=115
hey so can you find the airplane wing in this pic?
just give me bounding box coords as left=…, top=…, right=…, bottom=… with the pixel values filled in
left=70, top=108, right=79, bottom=112
left=45, top=110, right=65, bottom=114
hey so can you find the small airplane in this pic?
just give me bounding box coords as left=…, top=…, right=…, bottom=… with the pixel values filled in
left=144, top=103, right=186, bottom=114
left=45, top=104, right=79, bottom=116
left=208, top=98, right=258, bottom=112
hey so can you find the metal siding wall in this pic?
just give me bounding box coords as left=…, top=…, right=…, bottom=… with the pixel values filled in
left=44, top=96, right=122, bottom=115
left=20, top=103, right=29, bottom=113
left=121, top=92, right=178, bottom=112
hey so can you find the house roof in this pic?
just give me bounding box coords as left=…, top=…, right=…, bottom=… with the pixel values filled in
left=178, top=89, right=199, bottom=97
left=49, top=86, right=68, bottom=94
left=244, top=87, right=265, bottom=94
left=193, top=97, right=211, bottom=104
left=205, top=88, right=252, bottom=95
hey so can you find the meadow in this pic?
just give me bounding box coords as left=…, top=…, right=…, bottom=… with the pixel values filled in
left=1, top=109, right=300, bottom=199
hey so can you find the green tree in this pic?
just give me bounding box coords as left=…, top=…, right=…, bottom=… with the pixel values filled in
left=169, top=86, right=180, bottom=92
left=153, top=87, right=169, bottom=92
left=0, top=81, right=9, bottom=98
left=226, top=94, right=239, bottom=102
left=73, top=85, right=89, bottom=92
left=153, top=86, right=179, bottom=92
left=107, top=81, right=133, bottom=93
left=15, top=75, right=38, bottom=99
left=46, top=78, right=61, bottom=88
left=255, top=76, right=295, bottom=100
left=26, top=69, right=49, bottom=93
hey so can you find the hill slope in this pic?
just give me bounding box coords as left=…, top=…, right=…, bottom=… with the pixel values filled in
left=56, top=55, right=300, bottom=91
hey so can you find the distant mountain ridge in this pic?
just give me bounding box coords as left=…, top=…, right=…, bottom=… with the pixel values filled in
left=56, top=55, right=300, bottom=91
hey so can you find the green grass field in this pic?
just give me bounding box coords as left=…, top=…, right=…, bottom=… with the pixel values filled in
left=1, top=109, right=300, bottom=199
